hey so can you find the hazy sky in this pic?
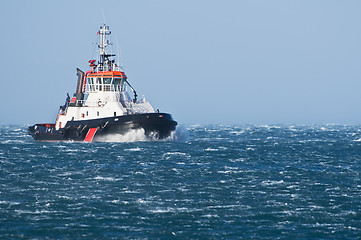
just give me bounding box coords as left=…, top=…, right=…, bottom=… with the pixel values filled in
left=1, top=0, right=361, bottom=125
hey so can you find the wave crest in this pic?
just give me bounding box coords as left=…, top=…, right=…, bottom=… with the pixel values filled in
left=94, top=126, right=189, bottom=143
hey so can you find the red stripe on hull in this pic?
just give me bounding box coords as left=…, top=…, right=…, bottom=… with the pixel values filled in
left=84, top=128, right=97, bottom=142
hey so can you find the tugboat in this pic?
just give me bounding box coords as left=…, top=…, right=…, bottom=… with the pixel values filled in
left=28, top=24, right=177, bottom=142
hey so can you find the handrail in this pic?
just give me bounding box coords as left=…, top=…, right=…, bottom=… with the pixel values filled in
left=84, top=84, right=121, bottom=92
left=124, top=80, right=137, bottom=103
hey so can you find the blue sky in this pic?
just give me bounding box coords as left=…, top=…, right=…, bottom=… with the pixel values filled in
left=1, top=0, right=361, bottom=125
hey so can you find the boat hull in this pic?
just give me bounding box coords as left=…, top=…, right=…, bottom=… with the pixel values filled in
left=28, top=113, right=177, bottom=142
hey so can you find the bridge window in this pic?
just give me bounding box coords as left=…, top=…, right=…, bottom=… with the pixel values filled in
left=103, top=78, right=112, bottom=84
left=87, top=78, right=95, bottom=91
left=86, top=77, right=124, bottom=92
left=121, top=79, right=126, bottom=91
left=113, top=78, right=122, bottom=92
left=103, top=78, right=112, bottom=91
left=96, top=78, right=102, bottom=91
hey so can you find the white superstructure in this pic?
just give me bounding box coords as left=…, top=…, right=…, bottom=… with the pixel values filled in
left=54, top=24, right=155, bottom=130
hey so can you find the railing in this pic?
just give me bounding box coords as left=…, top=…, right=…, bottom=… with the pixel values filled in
left=94, top=64, right=121, bottom=72
left=85, top=84, right=121, bottom=92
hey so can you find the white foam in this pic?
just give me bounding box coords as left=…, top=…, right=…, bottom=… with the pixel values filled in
left=125, top=147, right=143, bottom=152
left=261, top=180, right=284, bottom=186
left=148, top=207, right=192, bottom=214
left=162, top=152, right=190, bottom=160
left=2, top=140, right=26, bottom=144
left=15, top=209, right=56, bottom=215
left=163, top=152, right=188, bottom=156
left=0, top=200, right=20, bottom=205
left=94, top=176, right=118, bottom=181
left=94, top=126, right=189, bottom=143
left=230, top=130, right=244, bottom=135
left=202, top=214, right=220, bottom=218
left=95, top=128, right=147, bottom=142
left=58, top=195, right=72, bottom=200
left=136, top=199, right=149, bottom=204
left=205, top=148, right=219, bottom=151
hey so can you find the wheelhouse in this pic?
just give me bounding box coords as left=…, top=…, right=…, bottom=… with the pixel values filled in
left=84, top=71, right=127, bottom=93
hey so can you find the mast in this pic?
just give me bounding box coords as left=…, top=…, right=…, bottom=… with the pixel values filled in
left=97, top=24, right=116, bottom=71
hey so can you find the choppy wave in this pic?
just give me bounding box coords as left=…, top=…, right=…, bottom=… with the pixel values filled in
left=1, top=124, right=361, bottom=239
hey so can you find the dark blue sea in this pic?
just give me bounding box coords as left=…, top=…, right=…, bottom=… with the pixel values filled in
left=1, top=124, right=361, bottom=239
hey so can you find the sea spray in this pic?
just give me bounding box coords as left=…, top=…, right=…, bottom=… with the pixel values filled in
left=94, top=125, right=189, bottom=143
left=165, top=125, right=190, bottom=142
left=94, top=128, right=147, bottom=142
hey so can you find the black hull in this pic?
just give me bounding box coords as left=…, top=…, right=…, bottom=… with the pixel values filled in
left=28, top=113, right=177, bottom=142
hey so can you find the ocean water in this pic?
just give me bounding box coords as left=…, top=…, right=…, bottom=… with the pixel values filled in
left=0, top=124, right=360, bottom=239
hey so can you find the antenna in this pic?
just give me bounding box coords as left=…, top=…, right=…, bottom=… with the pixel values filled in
left=101, top=9, right=106, bottom=24
left=116, top=39, right=124, bottom=70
